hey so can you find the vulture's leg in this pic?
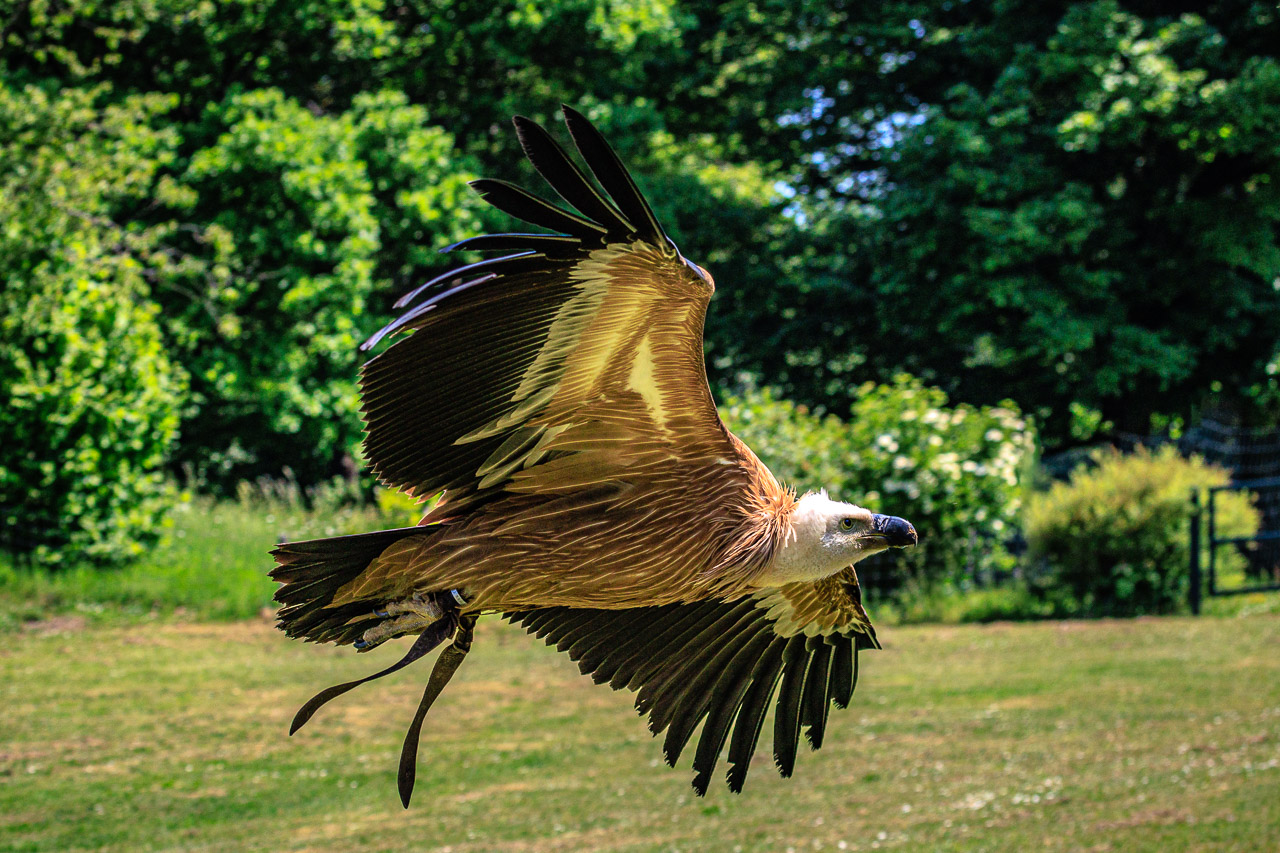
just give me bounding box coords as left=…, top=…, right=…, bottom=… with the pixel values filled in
left=289, top=589, right=474, bottom=736
left=289, top=611, right=460, bottom=735
left=398, top=612, right=478, bottom=808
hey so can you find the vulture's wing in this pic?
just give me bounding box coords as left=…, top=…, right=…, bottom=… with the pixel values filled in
left=359, top=108, right=731, bottom=512
left=506, top=568, right=879, bottom=795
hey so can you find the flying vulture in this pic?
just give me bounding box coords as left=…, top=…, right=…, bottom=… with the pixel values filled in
left=271, top=107, right=918, bottom=806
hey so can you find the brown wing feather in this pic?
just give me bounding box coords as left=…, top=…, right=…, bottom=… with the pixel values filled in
left=360, top=115, right=734, bottom=521
left=506, top=567, right=877, bottom=795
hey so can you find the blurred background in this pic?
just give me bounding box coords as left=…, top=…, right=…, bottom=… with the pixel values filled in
left=2, top=2, right=1279, bottom=850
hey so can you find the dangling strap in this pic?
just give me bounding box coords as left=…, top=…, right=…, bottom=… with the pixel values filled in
left=398, top=612, right=478, bottom=808
left=289, top=613, right=460, bottom=736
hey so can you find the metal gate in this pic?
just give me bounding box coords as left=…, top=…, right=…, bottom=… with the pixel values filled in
left=1190, top=475, right=1280, bottom=614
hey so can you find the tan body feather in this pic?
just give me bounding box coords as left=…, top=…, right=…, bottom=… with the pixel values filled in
left=339, top=429, right=794, bottom=612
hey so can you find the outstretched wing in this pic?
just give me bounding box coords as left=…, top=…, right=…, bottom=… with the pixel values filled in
left=360, top=108, right=732, bottom=514
left=506, top=568, right=879, bottom=795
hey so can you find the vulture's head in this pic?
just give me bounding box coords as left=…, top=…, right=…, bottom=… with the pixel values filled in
left=764, top=492, right=917, bottom=586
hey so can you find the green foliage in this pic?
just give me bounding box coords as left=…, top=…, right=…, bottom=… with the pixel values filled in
left=0, top=82, right=187, bottom=566
left=1025, top=446, right=1260, bottom=616
left=864, top=4, right=1280, bottom=440
left=650, top=1, right=1280, bottom=444
left=155, top=88, right=482, bottom=483
left=721, top=376, right=1035, bottom=586
left=881, top=583, right=1070, bottom=626
left=374, top=487, right=430, bottom=529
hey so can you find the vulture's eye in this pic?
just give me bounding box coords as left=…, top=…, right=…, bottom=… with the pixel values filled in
left=838, top=517, right=856, bottom=532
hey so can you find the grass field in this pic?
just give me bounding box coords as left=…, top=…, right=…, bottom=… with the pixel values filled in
left=3, top=613, right=1277, bottom=852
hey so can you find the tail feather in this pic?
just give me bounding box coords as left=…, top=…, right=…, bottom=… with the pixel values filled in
left=270, top=526, right=430, bottom=645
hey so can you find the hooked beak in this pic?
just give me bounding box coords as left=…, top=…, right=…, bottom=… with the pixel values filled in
left=869, top=514, right=918, bottom=548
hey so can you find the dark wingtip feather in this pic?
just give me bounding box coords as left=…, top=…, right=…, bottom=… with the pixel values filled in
left=469, top=178, right=606, bottom=238
left=505, top=599, right=872, bottom=796
left=772, top=636, right=811, bottom=778
left=394, top=254, right=534, bottom=310
left=799, top=641, right=833, bottom=750
left=724, top=641, right=787, bottom=794
left=360, top=273, right=498, bottom=352
left=559, top=105, right=668, bottom=248
left=688, top=630, right=774, bottom=797
left=440, top=233, right=579, bottom=255
left=829, top=637, right=855, bottom=709
left=512, top=115, right=631, bottom=234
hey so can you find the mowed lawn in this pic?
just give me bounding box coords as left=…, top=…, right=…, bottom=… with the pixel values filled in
left=2, top=615, right=1278, bottom=852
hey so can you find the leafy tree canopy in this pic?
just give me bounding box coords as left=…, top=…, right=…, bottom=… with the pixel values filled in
left=3, top=0, right=1277, bottom=505
left=654, top=0, right=1280, bottom=441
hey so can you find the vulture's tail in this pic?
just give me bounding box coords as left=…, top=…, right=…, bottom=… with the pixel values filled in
left=270, top=525, right=433, bottom=646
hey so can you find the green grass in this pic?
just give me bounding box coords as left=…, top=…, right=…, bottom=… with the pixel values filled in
left=2, top=614, right=1277, bottom=851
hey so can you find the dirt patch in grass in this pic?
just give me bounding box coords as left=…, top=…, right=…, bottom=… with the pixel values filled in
left=20, top=614, right=87, bottom=635
left=1094, top=808, right=1197, bottom=830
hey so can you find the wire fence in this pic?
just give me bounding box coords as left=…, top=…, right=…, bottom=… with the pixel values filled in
left=1183, top=417, right=1280, bottom=583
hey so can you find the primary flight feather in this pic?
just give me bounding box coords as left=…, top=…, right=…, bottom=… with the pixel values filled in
left=271, top=107, right=917, bottom=805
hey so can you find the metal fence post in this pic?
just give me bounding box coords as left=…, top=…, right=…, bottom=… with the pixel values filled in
left=1189, top=489, right=1202, bottom=616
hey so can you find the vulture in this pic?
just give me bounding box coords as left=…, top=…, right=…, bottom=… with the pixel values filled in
left=271, top=107, right=918, bottom=806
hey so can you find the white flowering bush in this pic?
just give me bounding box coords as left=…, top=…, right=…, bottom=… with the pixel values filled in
left=720, top=375, right=1035, bottom=586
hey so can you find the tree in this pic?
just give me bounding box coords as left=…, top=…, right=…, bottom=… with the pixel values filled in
left=152, top=89, right=483, bottom=483
left=648, top=1, right=1280, bottom=443
left=0, top=83, right=187, bottom=564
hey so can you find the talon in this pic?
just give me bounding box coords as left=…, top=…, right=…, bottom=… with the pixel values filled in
left=374, top=609, right=389, bottom=618
left=354, top=638, right=371, bottom=650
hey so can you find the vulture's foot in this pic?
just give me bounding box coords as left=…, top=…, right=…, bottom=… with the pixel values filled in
left=356, top=593, right=445, bottom=651
left=354, top=590, right=470, bottom=652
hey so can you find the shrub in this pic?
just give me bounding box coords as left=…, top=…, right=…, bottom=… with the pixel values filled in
left=882, top=583, right=1070, bottom=626
left=0, top=270, right=187, bottom=567
left=1024, top=446, right=1259, bottom=616
left=158, top=89, right=483, bottom=487
left=0, top=83, right=187, bottom=566
left=720, top=375, right=1035, bottom=587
